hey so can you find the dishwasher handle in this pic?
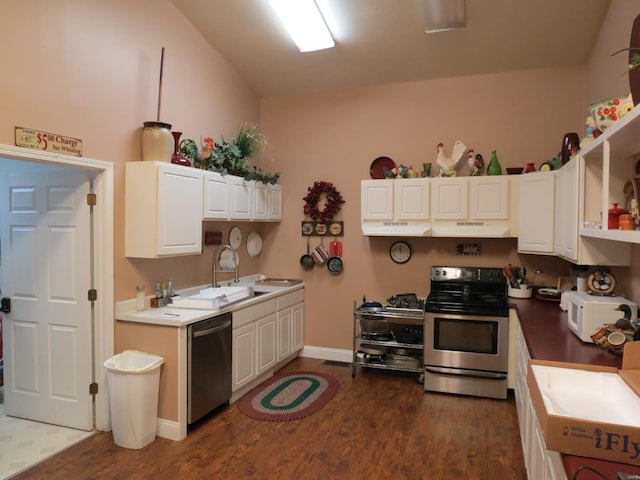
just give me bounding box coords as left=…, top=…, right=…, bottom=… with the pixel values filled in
left=193, top=319, right=231, bottom=337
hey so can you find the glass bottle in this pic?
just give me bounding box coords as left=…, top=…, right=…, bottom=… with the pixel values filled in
left=487, top=150, right=502, bottom=175
left=136, top=285, right=146, bottom=311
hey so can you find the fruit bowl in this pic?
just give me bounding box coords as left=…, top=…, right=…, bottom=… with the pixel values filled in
left=506, top=167, right=523, bottom=175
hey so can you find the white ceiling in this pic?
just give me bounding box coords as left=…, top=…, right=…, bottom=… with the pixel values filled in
left=170, top=0, right=611, bottom=97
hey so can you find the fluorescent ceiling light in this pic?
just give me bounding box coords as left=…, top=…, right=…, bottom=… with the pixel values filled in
left=268, top=0, right=335, bottom=52
left=422, top=0, right=466, bottom=33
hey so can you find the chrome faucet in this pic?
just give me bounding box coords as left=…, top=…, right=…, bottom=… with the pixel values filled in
left=212, top=244, right=239, bottom=287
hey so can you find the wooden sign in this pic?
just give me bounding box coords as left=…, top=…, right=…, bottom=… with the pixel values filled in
left=15, top=126, right=82, bottom=157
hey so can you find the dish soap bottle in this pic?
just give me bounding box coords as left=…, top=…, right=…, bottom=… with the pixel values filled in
left=487, top=150, right=502, bottom=175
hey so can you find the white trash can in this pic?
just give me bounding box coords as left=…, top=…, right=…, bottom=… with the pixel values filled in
left=104, top=350, right=164, bottom=449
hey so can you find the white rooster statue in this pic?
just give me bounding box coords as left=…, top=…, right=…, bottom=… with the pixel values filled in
left=436, top=141, right=467, bottom=177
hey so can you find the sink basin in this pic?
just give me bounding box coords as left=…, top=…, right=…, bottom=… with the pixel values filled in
left=171, top=285, right=253, bottom=310
left=255, top=278, right=303, bottom=287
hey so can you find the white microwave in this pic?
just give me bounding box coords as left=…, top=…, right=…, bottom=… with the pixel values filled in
left=563, top=291, right=638, bottom=342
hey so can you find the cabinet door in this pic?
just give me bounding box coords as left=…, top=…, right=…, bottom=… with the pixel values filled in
left=431, top=178, right=468, bottom=220
left=268, top=184, right=283, bottom=221
left=517, top=172, right=555, bottom=254
left=469, top=176, right=508, bottom=219
left=277, top=308, right=292, bottom=361
left=554, top=158, right=578, bottom=261
left=394, top=178, right=430, bottom=220
left=203, top=171, right=229, bottom=220
left=292, top=303, right=304, bottom=352
left=157, top=164, right=203, bottom=255
left=257, top=313, right=277, bottom=374
left=232, top=323, right=256, bottom=391
left=252, top=181, right=268, bottom=221
left=361, top=180, right=393, bottom=220
left=228, top=175, right=252, bottom=220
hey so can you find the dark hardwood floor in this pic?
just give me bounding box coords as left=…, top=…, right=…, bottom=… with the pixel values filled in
left=14, top=357, right=526, bottom=479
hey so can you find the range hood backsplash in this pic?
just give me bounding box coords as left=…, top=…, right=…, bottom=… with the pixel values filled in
left=361, top=221, right=431, bottom=237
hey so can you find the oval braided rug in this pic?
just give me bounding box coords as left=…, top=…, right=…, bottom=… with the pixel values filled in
left=237, top=371, right=340, bottom=421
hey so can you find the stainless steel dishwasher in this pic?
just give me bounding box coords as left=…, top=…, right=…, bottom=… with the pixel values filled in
left=187, top=312, right=232, bottom=424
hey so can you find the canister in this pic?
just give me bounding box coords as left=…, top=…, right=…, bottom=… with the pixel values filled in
left=142, top=121, right=173, bottom=162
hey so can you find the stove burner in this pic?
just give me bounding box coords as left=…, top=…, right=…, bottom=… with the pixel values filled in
left=425, top=266, right=509, bottom=317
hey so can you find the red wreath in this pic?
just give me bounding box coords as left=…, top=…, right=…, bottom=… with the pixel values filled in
left=303, top=181, right=345, bottom=223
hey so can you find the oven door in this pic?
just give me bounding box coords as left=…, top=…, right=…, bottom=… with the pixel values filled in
left=424, top=311, right=509, bottom=373
left=424, top=311, right=509, bottom=399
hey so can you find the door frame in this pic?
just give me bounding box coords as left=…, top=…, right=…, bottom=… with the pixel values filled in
left=0, top=144, right=114, bottom=431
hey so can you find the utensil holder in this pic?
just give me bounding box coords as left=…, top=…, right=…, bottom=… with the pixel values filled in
left=508, top=285, right=532, bottom=299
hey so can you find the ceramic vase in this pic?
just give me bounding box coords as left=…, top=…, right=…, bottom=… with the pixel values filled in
left=525, top=163, right=536, bottom=173
left=142, top=121, right=173, bottom=162
left=171, top=131, right=191, bottom=167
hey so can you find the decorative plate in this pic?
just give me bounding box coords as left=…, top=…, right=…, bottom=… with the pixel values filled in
left=247, top=231, right=263, bottom=257
left=219, top=249, right=239, bottom=269
left=587, top=271, right=616, bottom=295
left=229, top=227, right=242, bottom=249
left=369, top=156, right=396, bottom=179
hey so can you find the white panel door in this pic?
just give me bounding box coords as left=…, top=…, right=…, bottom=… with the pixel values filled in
left=0, top=170, right=92, bottom=430
left=431, top=178, right=467, bottom=220
left=361, top=180, right=393, bottom=220
left=252, top=181, right=268, bottom=221
left=394, top=179, right=429, bottom=220
left=469, top=176, right=508, bottom=219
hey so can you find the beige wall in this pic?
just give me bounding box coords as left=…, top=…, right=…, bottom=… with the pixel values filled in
left=0, top=0, right=261, bottom=303
left=259, top=67, right=586, bottom=350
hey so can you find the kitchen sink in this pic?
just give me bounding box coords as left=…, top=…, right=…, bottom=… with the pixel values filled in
left=255, top=278, right=303, bottom=287
left=171, top=285, right=253, bottom=310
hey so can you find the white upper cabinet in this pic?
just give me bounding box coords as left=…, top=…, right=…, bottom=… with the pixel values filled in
left=125, top=161, right=203, bottom=258
left=518, top=171, right=555, bottom=254
left=268, top=184, right=283, bottom=221
left=361, top=178, right=430, bottom=236
left=203, top=172, right=281, bottom=222
left=554, top=158, right=578, bottom=260
left=252, top=180, right=269, bottom=221
left=431, top=176, right=510, bottom=237
left=228, top=175, right=252, bottom=220
left=203, top=171, right=229, bottom=220
left=431, top=177, right=467, bottom=220
left=469, top=176, right=509, bottom=219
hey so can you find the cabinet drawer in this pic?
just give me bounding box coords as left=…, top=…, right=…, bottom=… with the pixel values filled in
left=277, top=289, right=304, bottom=310
left=234, top=299, right=277, bottom=327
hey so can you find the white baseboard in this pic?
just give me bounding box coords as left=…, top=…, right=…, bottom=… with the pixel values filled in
left=300, top=346, right=352, bottom=363
left=156, top=418, right=184, bottom=441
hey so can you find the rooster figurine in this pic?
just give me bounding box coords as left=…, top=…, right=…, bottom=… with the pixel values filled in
left=436, top=141, right=467, bottom=177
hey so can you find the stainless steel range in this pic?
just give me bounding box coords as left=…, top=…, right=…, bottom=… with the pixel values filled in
left=424, top=266, right=509, bottom=399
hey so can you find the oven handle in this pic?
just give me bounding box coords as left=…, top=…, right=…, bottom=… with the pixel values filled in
left=424, top=366, right=507, bottom=380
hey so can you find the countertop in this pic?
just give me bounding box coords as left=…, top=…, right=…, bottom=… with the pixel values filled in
left=115, top=275, right=304, bottom=327
left=511, top=297, right=639, bottom=479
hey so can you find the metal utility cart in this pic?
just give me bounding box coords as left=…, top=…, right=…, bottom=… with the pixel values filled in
left=352, top=300, right=424, bottom=378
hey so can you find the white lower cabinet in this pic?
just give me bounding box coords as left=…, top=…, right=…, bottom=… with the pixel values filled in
left=257, top=313, right=277, bottom=374
left=232, top=289, right=304, bottom=397
left=232, top=322, right=257, bottom=391
left=276, top=290, right=305, bottom=363
left=513, top=315, right=567, bottom=480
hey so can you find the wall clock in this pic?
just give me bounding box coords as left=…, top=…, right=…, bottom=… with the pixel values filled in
left=390, top=241, right=411, bottom=264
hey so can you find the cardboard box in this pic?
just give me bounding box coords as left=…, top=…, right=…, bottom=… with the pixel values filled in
left=527, top=341, right=640, bottom=466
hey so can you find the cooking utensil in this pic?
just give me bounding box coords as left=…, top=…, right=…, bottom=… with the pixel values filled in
left=503, top=266, right=519, bottom=289
left=327, top=236, right=344, bottom=274
left=300, top=237, right=314, bottom=270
